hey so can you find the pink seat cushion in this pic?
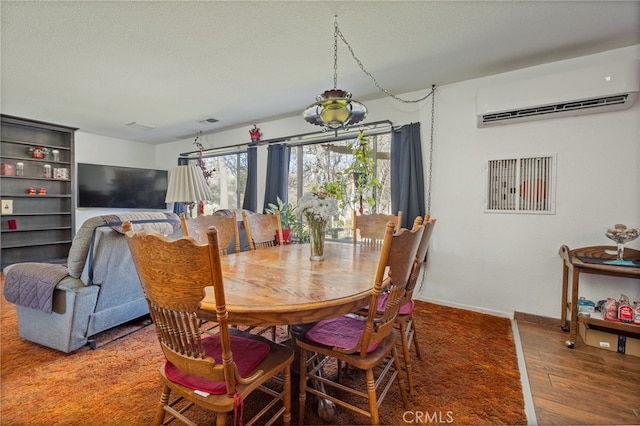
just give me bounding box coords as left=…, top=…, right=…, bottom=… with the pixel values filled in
left=164, top=334, right=270, bottom=394
left=305, top=316, right=381, bottom=353
left=365, top=293, right=414, bottom=316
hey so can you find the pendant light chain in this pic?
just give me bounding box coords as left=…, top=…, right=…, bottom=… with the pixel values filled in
left=332, top=17, right=339, bottom=89
left=335, top=17, right=435, bottom=104
left=427, top=85, right=435, bottom=215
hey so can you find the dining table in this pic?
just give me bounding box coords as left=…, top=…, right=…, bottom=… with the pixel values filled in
left=197, top=241, right=383, bottom=326
left=197, top=241, right=384, bottom=422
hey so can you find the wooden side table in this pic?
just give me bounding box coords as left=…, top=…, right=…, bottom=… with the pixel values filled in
left=559, top=245, right=640, bottom=348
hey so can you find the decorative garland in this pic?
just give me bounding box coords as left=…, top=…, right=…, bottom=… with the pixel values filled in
left=193, top=133, right=215, bottom=183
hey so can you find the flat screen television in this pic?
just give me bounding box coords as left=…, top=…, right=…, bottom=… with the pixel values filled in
left=77, top=163, right=168, bottom=209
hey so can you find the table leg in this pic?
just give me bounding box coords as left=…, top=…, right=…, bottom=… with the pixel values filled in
left=560, top=263, right=569, bottom=332
left=290, top=325, right=337, bottom=422
left=566, top=269, right=580, bottom=348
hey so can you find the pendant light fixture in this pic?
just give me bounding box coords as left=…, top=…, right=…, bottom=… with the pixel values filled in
left=303, top=16, right=367, bottom=131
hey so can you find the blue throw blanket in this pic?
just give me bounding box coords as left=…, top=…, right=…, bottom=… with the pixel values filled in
left=4, top=263, right=69, bottom=314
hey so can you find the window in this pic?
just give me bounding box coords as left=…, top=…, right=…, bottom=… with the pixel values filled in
left=485, top=154, right=556, bottom=214
left=288, top=132, right=392, bottom=240
left=189, top=152, right=247, bottom=214
left=185, top=129, right=393, bottom=238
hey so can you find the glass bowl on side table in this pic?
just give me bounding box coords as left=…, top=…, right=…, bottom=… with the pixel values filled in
left=604, top=224, right=640, bottom=263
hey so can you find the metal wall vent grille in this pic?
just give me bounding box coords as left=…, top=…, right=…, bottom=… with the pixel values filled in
left=485, top=155, right=556, bottom=214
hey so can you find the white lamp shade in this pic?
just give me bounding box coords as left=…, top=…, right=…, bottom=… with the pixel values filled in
left=165, top=165, right=212, bottom=203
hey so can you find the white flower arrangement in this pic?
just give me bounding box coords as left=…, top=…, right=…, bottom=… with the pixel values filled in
left=296, top=191, right=339, bottom=222
left=296, top=191, right=338, bottom=260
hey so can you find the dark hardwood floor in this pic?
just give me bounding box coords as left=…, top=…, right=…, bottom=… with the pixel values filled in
left=517, top=319, right=640, bottom=425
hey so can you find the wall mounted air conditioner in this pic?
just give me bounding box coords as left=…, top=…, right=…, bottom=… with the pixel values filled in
left=476, top=59, right=639, bottom=127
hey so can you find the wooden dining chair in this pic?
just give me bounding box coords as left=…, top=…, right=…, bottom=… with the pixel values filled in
left=352, top=210, right=403, bottom=246
left=242, top=211, right=283, bottom=250
left=396, top=215, right=436, bottom=394
left=296, top=221, right=424, bottom=425
left=358, top=215, right=436, bottom=395
left=123, top=222, right=293, bottom=426
left=179, top=212, right=242, bottom=333
left=239, top=211, right=283, bottom=340
left=180, top=212, right=241, bottom=254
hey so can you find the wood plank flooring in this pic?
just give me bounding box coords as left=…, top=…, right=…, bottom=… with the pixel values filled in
left=517, top=319, right=640, bottom=425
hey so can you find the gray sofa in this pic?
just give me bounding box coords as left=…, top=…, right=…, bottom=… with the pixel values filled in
left=3, top=212, right=182, bottom=353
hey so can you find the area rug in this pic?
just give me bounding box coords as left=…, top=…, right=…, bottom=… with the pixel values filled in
left=0, top=279, right=526, bottom=425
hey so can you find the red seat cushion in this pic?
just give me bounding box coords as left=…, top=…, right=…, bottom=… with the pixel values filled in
left=305, top=316, right=381, bottom=353
left=164, top=334, right=270, bottom=394
left=365, top=293, right=414, bottom=316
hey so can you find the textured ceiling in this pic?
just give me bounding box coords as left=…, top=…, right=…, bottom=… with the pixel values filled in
left=1, top=1, right=639, bottom=144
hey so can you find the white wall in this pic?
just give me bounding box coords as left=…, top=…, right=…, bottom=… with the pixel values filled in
left=77, top=45, right=640, bottom=319
left=423, top=45, right=640, bottom=318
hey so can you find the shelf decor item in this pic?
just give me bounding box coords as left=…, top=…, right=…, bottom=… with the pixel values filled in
left=54, top=168, right=69, bottom=180
left=604, top=224, right=640, bottom=262
left=28, top=146, right=49, bottom=159
left=1, top=164, right=15, bottom=176
left=296, top=191, right=339, bottom=261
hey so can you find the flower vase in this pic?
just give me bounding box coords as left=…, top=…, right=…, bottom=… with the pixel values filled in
left=308, top=221, right=326, bottom=261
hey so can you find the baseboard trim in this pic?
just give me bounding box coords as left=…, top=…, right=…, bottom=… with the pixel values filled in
left=514, top=311, right=561, bottom=327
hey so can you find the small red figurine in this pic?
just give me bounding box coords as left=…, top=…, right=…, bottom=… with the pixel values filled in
left=27, top=187, right=36, bottom=195
left=38, top=188, right=47, bottom=195
left=249, top=124, right=261, bottom=142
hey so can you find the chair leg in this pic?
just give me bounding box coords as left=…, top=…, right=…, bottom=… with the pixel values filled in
left=283, top=364, right=292, bottom=426
left=215, top=412, right=227, bottom=426
left=154, top=386, right=171, bottom=426
left=298, top=348, right=308, bottom=425
left=365, top=368, right=380, bottom=425
left=392, top=345, right=410, bottom=410
left=408, top=314, right=422, bottom=360
left=337, top=359, right=345, bottom=383
left=398, top=322, right=415, bottom=395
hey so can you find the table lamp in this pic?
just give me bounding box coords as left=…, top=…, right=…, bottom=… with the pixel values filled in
left=165, top=165, right=212, bottom=217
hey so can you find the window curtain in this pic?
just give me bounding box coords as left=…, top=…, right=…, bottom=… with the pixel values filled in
left=242, top=146, right=258, bottom=212
left=263, top=144, right=291, bottom=212
left=391, top=122, right=425, bottom=228
left=171, top=157, right=190, bottom=216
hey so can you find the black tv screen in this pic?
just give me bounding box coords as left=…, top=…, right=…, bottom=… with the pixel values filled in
left=78, top=163, right=168, bottom=209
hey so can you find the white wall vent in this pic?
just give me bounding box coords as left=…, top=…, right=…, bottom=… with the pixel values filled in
left=476, top=59, right=639, bottom=127
left=484, top=155, right=556, bottom=214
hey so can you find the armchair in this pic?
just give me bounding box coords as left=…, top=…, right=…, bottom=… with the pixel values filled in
left=3, top=212, right=182, bottom=353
